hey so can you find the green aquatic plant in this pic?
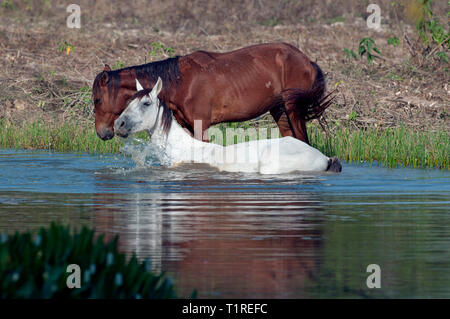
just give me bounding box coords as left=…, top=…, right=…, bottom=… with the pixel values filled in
left=0, top=223, right=177, bottom=299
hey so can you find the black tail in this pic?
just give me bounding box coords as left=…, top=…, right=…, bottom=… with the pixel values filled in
left=282, top=62, right=336, bottom=121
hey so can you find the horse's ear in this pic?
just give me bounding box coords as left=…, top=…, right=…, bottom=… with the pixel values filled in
left=100, top=71, right=109, bottom=85
left=151, top=77, right=163, bottom=97
left=104, top=64, right=111, bottom=71
left=136, top=78, right=144, bottom=91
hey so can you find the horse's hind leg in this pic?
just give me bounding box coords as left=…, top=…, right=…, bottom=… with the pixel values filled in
left=270, top=104, right=309, bottom=144
left=283, top=101, right=309, bottom=144
left=269, top=106, right=294, bottom=138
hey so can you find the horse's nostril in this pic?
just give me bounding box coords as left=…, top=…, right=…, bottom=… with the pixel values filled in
left=120, top=121, right=125, bottom=128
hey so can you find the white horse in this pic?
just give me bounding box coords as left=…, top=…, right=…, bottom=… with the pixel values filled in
left=114, top=77, right=342, bottom=174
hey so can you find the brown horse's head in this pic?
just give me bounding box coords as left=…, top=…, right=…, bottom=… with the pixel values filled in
left=92, top=65, right=136, bottom=140
left=93, top=57, right=180, bottom=140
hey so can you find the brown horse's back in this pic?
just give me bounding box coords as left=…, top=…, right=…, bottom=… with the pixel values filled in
left=172, top=43, right=322, bottom=140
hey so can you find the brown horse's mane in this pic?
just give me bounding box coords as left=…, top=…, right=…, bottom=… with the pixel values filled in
left=128, top=88, right=173, bottom=136
left=93, top=56, right=181, bottom=103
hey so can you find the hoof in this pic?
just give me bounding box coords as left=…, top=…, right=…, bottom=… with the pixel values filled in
left=327, top=157, right=342, bottom=173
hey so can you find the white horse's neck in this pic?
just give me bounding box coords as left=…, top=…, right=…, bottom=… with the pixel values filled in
left=147, top=108, right=212, bottom=161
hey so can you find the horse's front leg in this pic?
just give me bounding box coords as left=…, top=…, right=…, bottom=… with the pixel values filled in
left=191, top=117, right=211, bottom=142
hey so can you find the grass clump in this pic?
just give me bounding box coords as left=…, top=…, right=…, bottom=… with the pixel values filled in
left=308, top=125, right=449, bottom=169
left=0, top=119, right=122, bottom=154
left=0, top=223, right=177, bottom=299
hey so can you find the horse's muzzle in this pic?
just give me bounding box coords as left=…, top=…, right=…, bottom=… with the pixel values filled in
left=114, top=117, right=130, bottom=138
left=97, top=127, right=115, bottom=141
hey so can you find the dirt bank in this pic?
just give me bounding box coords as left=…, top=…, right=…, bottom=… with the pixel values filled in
left=0, top=0, right=448, bottom=132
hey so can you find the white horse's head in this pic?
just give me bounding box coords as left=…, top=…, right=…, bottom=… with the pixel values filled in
left=114, top=77, right=163, bottom=138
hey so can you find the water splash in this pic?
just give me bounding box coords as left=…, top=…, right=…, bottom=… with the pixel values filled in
left=120, top=136, right=172, bottom=167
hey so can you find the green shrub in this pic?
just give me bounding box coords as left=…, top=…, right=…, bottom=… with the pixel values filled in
left=148, top=42, right=175, bottom=59
left=342, top=38, right=382, bottom=64
left=387, top=36, right=399, bottom=47
left=358, top=37, right=382, bottom=64
left=113, top=60, right=125, bottom=70
left=416, top=0, right=449, bottom=47
left=0, top=223, right=177, bottom=299
left=416, top=0, right=449, bottom=62
left=343, top=48, right=358, bottom=60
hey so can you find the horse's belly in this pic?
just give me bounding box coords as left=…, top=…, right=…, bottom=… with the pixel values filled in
left=208, top=73, right=281, bottom=123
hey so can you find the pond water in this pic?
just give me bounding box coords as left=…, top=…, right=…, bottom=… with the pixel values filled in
left=0, top=149, right=449, bottom=298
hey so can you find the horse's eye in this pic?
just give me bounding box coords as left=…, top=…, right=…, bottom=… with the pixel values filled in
left=143, top=102, right=150, bottom=107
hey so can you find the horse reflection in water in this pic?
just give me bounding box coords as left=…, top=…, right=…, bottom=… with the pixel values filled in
left=92, top=173, right=325, bottom=298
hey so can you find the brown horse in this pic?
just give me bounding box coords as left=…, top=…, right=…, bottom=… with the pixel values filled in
left=93, top=43, right=333, bottom=143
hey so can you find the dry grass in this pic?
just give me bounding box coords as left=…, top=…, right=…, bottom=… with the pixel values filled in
left=0, top=0, right=448, bottom=132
